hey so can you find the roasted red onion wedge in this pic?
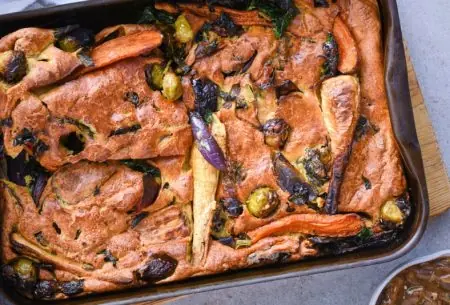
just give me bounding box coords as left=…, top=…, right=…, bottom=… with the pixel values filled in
left=189, top=111, right=226, bottom=171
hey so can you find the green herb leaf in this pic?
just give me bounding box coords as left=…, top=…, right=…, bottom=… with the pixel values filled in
left=357, top=227, right=373, bottom=240
left=362, top=176, right=372, bottom=190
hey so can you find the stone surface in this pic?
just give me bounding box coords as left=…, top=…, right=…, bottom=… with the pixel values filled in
left=1, top=1, right=449, bottom=304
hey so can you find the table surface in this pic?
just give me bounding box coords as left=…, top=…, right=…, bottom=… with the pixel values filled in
left=2, top=1, right=450, bottom=304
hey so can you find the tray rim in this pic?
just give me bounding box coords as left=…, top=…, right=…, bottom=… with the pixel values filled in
left=0, top=0, right=430, bottom=304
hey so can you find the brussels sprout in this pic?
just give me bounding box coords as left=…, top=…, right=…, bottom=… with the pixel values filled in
left=57, top=28, right=95, bottom=53
left=174, top=15, right=194, bottom=43
left=149, top=64, right=165, bottom=90
left=136, top=253, right=178, bottom=283
left=0, top=51, right=27, bottom=84
left=162, top=72, right=183, bottom=101
left=1, top=257, right=37, bottom=298
left=220, top=197, right=243, bottom=217
left=246, top=187, right=280, bottom=218
left=262, top=118, right=291, bottom=149
left=381, top=201, right=404, bottom=223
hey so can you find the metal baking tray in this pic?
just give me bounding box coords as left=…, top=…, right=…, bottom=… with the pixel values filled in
left=0, top=0, right=429, bottom=304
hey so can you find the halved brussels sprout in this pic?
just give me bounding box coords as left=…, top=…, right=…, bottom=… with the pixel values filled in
left=150, top=64, right=165, bottom=90
left=246, top=187, right=280, bottom=218
left=56, top=28, right=95, bottom=53
left=262, top=118, right=290, bottom=149
left=211, top=208, right=230, bottom=239
left=1, top=257, right=37, bottom=298
left=174, top=15, right=194, bottom=43
left=162, top=71, right=183, bottom=101
left=381, top=201, right=404, bottom=223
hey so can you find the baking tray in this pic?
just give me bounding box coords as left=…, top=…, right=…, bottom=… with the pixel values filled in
left=0, top=0, right=429, bottom=304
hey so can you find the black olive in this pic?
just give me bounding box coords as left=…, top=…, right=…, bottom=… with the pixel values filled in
left=34, top=280, right=59, bottom=299
left=136, top=253, right=178, bottom=283
left=59, top=280, right=84, bottom=296
left=262, top=118, right=291, bottom=149
left=220, top=197, right=243, bottom=217
left=192, top=78, right=219, bottom=120
left=0, top=51, right=28, bottom=84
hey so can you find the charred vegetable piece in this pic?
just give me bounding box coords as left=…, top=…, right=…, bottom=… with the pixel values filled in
left=34, top=280, right=59, bottom=300
left=1, top=257, right=37, bottom=298
left=190, top=112, right=227, bottom=171
left=193, top=78, right=219, bottom=120
left=220, top=197, right=244, bottom=217
left=262, top=118, right=290, bottom=149
left=275, top=80, right=301, bottom=98
left=321, top=33, right=339, bottom=79
left=13, top=128, right=35, bottom=147
left=273, top=152, right=316, bottom=205
left=120, top=159, right=161, bottom=177
left=310, top=230, right=398, bottom=256
left=162, top=71, right=183, bottom=101
left=206, top=0, right=251, bottom=9
left=210, top=13, right=243, bottom=37
left=124, top=91, right=140, bottom=107
left=195, top=40, right=219, bottom=59
left=131, top=211, right=150, bottom=228
left=354, top=116, right=379, bottom=141
left=136, top=253, right=178, bottom=283
left=56, top=28, right=95, bottom=52
left=246, top=187, right=280, bottom=218
left=77, top=52, right=95, bottom=67
left=175, top=15, right=194, bottom=43
left=109, top=124, right=141, bottom=136
left=139, top=5, right=176, bottom=25
left=249, top=0, right=299, bottom=38
left=314, top=0, right=329, bottom=7
left=6, top=152, right=50, bottom=205
left=211, top=208, right=230, bottom=238
left=98, top=249, right=118, bottom=267
left=301, top=148, right=329, bottom=187
left=59, top=280, right=84, bottom=296
left=0, top=51, right=27, bottom=84
left=139, top=174, right=161, bottom=210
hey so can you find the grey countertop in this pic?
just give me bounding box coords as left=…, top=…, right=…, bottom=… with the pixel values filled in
left=2, top=0, right=450, bottom=304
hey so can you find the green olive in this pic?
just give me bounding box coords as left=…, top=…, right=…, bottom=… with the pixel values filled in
left=381, top=201, right=404, bottom=223
left=162, top=72, right=183, bottom=101
left=246, top=187, right=280, bottom=218
left=174, top=15, right=194, bottom=43
left=151, top=64, right=164, bottom=90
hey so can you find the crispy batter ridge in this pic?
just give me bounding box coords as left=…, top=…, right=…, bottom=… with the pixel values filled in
left=336, top=0, right=406, bottom=218
left=4, top=57, right=192, bottom=170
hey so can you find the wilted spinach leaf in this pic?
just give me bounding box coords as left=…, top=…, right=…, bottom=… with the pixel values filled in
left=249, top=0, right=299, bottom=38
left=138, top=4, right=176, bottom=25
left=321, top=33, right=339, bottom=79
